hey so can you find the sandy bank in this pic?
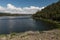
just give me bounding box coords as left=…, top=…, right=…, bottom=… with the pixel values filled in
left=0, top=29, right=60, bottom=40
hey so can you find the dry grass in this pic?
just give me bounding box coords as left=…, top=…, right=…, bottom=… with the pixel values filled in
left=0, top=29, right=60, bottom=40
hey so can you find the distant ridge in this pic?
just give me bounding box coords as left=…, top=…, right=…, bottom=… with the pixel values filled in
left=0, top=12, right=32, bottom=16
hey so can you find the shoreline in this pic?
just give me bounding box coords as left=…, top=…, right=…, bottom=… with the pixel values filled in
left=33, top=17, right=60, bottom=29
left=0, top=29, right=60, bottom=40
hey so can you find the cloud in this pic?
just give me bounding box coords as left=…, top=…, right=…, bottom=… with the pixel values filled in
left=0, top=4, right=45, bottom=14
left=7, top=4, right=16, bottom=9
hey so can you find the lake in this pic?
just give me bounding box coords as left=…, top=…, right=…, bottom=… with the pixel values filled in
left=0, top=16, right=53, bottom=34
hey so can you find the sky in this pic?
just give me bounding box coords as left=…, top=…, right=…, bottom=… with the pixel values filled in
left=0, top=0, right=58, bottom=14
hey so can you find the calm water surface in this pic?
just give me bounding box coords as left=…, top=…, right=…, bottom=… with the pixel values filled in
left=0, top=16, right=53, bottom=34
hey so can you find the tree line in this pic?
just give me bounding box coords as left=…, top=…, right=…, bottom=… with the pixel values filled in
left=33, top=1, right=60, bottom=21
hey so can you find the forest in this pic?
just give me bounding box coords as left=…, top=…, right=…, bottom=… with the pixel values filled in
left=33, top=1, right=60, bottom=21
left=0, top=13, right=32, bottom=16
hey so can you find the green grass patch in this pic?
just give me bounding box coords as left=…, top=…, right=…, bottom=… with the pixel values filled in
left=33, top=17, right=60, bottom=29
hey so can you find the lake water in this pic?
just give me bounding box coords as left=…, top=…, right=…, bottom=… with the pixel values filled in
left=0, top=16, right=53, bottom=34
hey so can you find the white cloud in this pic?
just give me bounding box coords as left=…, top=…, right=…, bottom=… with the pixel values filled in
left=7, top=4, right=16, bottom=9
left=0, top=4, right=45, bottom=14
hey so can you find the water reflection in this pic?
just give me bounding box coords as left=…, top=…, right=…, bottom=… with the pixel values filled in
left=0, top=16, right=54, bottom=34
left=0, top=20, right=9, bottom=34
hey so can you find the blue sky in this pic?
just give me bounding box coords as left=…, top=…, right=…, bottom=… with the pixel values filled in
left=0, top=0, right=58, bottom=14
left=0, top=0, right=58, bottom=7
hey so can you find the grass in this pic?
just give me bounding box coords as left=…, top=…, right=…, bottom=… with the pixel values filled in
left=0, top=34, right=7, bottom=37
left=0, top=30, right=60, bottom=40
left=33, top=17, right=60, bottom=29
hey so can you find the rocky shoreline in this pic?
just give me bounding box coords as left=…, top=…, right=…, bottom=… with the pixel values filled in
left=0, top=29, right=60, bottom=40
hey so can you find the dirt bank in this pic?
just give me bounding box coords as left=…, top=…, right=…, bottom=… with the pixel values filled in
left=0, top=29, right=60, bottom=40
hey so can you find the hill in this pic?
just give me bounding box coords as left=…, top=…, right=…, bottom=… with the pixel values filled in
left=33, top=1, right=60, bottom=21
